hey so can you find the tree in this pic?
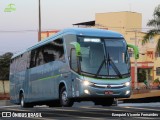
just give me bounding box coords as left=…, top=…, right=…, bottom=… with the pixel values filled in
left=0, top=52, right=13, bottom=94
left=142, top=4, right=160, bottom=52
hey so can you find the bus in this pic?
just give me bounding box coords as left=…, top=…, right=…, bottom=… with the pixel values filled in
left=9, top=28, right=139, bottom=107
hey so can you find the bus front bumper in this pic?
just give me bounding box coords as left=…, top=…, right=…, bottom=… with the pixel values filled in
left=79, top=83, right=131, bottom=98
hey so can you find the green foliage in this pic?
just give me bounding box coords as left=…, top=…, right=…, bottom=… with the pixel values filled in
left=0, top=52, right=13, bottom=80
left=138, top=70, right=146, bottom=83
left=153, top=78, right=160, bottom=83
left=142, top=4, right=160, bottom=52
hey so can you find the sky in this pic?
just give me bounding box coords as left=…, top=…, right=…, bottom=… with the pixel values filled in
left=0, top=0, right=159, bottom=55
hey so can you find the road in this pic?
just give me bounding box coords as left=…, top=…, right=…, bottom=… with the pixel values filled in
left=0, top=102, right=160, bottom=120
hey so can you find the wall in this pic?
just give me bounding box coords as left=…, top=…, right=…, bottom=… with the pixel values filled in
left=95, top=11, right=142, bottom=34
left=40, top=30, right=60, bottom=41
left=0, top=80, right=9, bottom=94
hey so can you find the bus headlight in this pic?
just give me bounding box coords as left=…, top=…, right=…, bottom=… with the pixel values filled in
left=84, top=89, right=90, bottom=94
left=125, top=90, right=130, bottom=95
left=124, top=82, right=130, bottom=86
left=83, top=80, right=93, bottom=86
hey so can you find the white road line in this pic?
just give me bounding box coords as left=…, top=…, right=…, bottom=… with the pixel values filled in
left=0, top=105, right=19, bottom=108
left=134, top=117, right=160, bottom=120
left=122, top=106, right=160, bottom=112
left=2, top=107, right=31, bottom=112
left=80, top=106, right=127, bottom=112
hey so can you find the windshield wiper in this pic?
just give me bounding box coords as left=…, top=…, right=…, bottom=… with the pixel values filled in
left=107, top=53, right=122, bottom=78
left=95, top=58, right=106, bottom=77
left=95, top=54, right=122, bottom=78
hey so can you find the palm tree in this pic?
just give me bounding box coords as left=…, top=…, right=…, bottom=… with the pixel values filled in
left=142, top=4, right=160, bottom=52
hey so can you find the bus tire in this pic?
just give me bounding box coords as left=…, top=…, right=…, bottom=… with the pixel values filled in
left=60, top=86, right=74, bottom=107
left=20, top=93, right=33, bottom=108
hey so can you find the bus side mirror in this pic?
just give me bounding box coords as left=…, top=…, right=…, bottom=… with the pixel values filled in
left=70, top=42, right=81, bottom=57
left=127, top=44, right=139, bottom=59
left=70, top=48, right=79, bottom=72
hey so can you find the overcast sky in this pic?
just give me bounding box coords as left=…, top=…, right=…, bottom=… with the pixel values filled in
left=0, top=0, right=159, bottom=55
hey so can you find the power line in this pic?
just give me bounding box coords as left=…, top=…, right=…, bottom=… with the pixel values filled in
left=0, top=30, right=38, bottom=33
left=0, top=27, right=152, bottom=33
left=0, top=29, right=60, bottom=33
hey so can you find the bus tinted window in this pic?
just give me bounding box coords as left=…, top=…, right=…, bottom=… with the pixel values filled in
left=64, top=35, right=77, bottom=58
left=30, top=38, right=65, bottom=68
left=10, top=52, right=30, bottom=73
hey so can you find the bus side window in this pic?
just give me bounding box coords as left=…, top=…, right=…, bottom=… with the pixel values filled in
left=63, top=35, right=77, bottom=59
left=35, top=49, right=44, bottom=66
left=30, top=50, right=36, bottom=68
left=70, top=48, right=78, bottom=72
left=29, top=37, right=65, bottom=68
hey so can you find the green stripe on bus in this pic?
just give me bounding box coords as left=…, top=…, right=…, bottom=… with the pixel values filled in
left=38, top=74, right=61, bottom=81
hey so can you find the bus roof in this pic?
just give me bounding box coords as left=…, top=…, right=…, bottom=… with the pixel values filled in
left=12, top=28, right=124, bottom=59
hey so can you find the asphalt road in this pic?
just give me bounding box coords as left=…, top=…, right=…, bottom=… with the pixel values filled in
left=0, top=102, right=160, bottom=120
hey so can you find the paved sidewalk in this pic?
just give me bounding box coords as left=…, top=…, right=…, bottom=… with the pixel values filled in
left=0, top=100, right=13, bottom=106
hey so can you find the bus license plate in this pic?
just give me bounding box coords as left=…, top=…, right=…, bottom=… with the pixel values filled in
left=105, top=91, right=113, bottom=95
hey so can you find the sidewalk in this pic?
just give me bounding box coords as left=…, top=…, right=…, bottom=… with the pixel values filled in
left=0, top=100, right=12, bottom=106
left=119, top=89, right=160, bottom=101
left=130, top=89, right=160, bottom=99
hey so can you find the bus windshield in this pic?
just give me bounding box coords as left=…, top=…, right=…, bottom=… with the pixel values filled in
left=78, top=36, right=130, bottom=78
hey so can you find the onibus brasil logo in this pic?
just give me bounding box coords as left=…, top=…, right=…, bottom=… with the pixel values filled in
left=4, top=4, right=16, bottom=12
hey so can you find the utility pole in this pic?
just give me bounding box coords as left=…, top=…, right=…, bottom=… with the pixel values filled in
left=38, top=0, right=41, bottom=42
left=134, top=30, right=138, bottom=89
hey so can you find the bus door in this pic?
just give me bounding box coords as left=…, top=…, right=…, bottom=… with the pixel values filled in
left=70, top=48, right=81, bottom=97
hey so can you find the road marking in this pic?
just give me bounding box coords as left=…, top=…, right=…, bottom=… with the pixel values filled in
left=122, top=106, right=160, bottom=112
left=2, top=107, right=31, bottom=112
left=80, top=106, right=128, bottom=112
left=134, top=117, right=160, bottom=120
left=0, top=105, right=19, bottom=108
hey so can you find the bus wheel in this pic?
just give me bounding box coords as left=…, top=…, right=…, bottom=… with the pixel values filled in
left=20, top=93, right=33, bottom=108
left=60, top=86, right=74, bottom=107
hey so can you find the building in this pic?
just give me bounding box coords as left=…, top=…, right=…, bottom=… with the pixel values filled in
left=39, top=30, right=60, bottom=42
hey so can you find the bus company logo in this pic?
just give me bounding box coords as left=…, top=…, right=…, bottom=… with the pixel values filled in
left=4, top=4, right=16, bottom=12
left=106, top=85, right=111, bottom=88
left=2, top=112, right=11, bottom=117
